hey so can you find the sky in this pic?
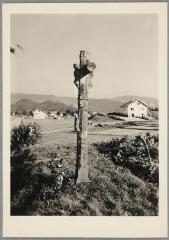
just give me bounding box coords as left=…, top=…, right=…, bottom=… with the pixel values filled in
left=11, top=14, right=158, bottom=99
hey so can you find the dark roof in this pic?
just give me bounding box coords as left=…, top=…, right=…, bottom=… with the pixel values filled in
left=120, top=99, right=148, bottom=108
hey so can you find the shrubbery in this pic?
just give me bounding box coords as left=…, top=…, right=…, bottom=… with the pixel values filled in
left=35, top=154, right=66, bottom=201
left=94, top=133, right=159, bottom=183
left=11, top=122, right=42, bottom=154
left=10, top=122, right=159, bottom=216
left=10, top=123, right=69, bottom=214
left=11, top=152, right=71, bottom=215
left=11, top=122, right=42, bottom=204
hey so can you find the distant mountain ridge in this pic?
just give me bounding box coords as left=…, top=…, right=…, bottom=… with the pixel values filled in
left=11, top=99, right=76, bottom=112
left=11, top=93, right=158, bottom=113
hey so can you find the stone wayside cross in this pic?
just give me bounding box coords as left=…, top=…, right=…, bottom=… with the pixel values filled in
left=73, top=50, right=96, bottom=183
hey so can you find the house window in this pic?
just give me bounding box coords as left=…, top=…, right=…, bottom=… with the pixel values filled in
left=131, top=108, right=134, bottom=111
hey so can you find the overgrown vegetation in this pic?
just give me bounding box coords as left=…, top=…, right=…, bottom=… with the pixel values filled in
left=11, top=122, right=42, bottom=213
left=11, top=122, right=42, bottom=153
left=11, top=123, right=158, bottom=216
left=94, top=133, right=159, bottom=184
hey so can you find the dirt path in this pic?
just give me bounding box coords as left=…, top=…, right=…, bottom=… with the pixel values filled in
left=42, top=127, right=73, bottom=134
left=41, top=126, right=157, bottom=137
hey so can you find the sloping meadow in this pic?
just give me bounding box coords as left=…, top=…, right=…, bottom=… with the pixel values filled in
left=11, top=130, right=158, bottom=216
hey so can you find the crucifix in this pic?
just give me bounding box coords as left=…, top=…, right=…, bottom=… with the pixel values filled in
left=73, top=50, right=96, bottom=183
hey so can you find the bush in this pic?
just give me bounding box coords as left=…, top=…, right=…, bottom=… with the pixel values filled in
left=11, top=149, right=67, bottom=215
left=108, top=112, right=128, bottom=117
left=11, top=122, right=42, bottom=154
left=94, top=133, right=159, bottom=183
left=11, top=122, right=42, bottom=198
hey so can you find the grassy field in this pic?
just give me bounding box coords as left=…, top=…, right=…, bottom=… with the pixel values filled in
left=11, top=117, right=158, bottom=145
left=11, top=117, right=159, bottom=216
left=11, top=117, right=74, bottom=131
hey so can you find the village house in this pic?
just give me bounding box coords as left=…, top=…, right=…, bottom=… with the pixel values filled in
left=49, top=111, right=58, bottom=119
left=57, top=112, right=63, bottom=117
left=119, top=99, right=148, bottom=118
left=47, top=111, right=64, bottom=119
left=33, top=109, right=47, bottom=119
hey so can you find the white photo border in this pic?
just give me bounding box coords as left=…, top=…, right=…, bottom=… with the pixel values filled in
left=2, top=2, right=168, bottom=238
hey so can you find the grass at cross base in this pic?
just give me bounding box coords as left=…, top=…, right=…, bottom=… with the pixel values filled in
left=12, top=141, right=158, bottom=216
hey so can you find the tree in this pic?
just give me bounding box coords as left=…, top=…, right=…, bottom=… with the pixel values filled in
left=29, top=110, right=33, bottom=116
left=22, top=109, right=27, bottom=116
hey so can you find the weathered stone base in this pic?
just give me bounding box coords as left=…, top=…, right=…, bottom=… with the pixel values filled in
left=76, top=175, right=90, bottom=183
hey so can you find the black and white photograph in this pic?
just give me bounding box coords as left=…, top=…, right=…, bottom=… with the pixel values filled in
left=3, top=2, right=168, bottom=238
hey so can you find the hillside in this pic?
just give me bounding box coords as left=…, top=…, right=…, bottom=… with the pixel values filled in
left=11, top=137, right=158, bottom=216
left=11, top=93, right=76, bottom=106
left=11, top=99, right=76, bottom=112
left=11, top=93, right=61, bottom=104
left=11, top=99, right=37, bottom=112
left=37, top=101, right=76, bottom=112
left=88, top=99, right=121, bottom=113
left=11, top=93, right=158, bottom=113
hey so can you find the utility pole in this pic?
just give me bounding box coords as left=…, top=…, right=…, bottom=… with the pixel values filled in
left=73, top=50, right=96, bottom=183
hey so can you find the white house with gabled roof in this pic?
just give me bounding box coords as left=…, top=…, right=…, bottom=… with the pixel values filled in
left=33, top=109, right=47, bottom=119
left=120, top=99, right=148, bottom=118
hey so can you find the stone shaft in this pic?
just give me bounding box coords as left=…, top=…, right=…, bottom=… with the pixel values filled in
left=74, top=50, right=96, bottom=183
left=76, top=77, right=89, bottom=182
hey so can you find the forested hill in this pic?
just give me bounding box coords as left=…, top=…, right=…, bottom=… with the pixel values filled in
left=11, top=93, right=158, bottom=113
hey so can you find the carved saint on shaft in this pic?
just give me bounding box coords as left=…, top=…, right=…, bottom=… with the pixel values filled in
left=73, top=50, right=96, bottom=88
